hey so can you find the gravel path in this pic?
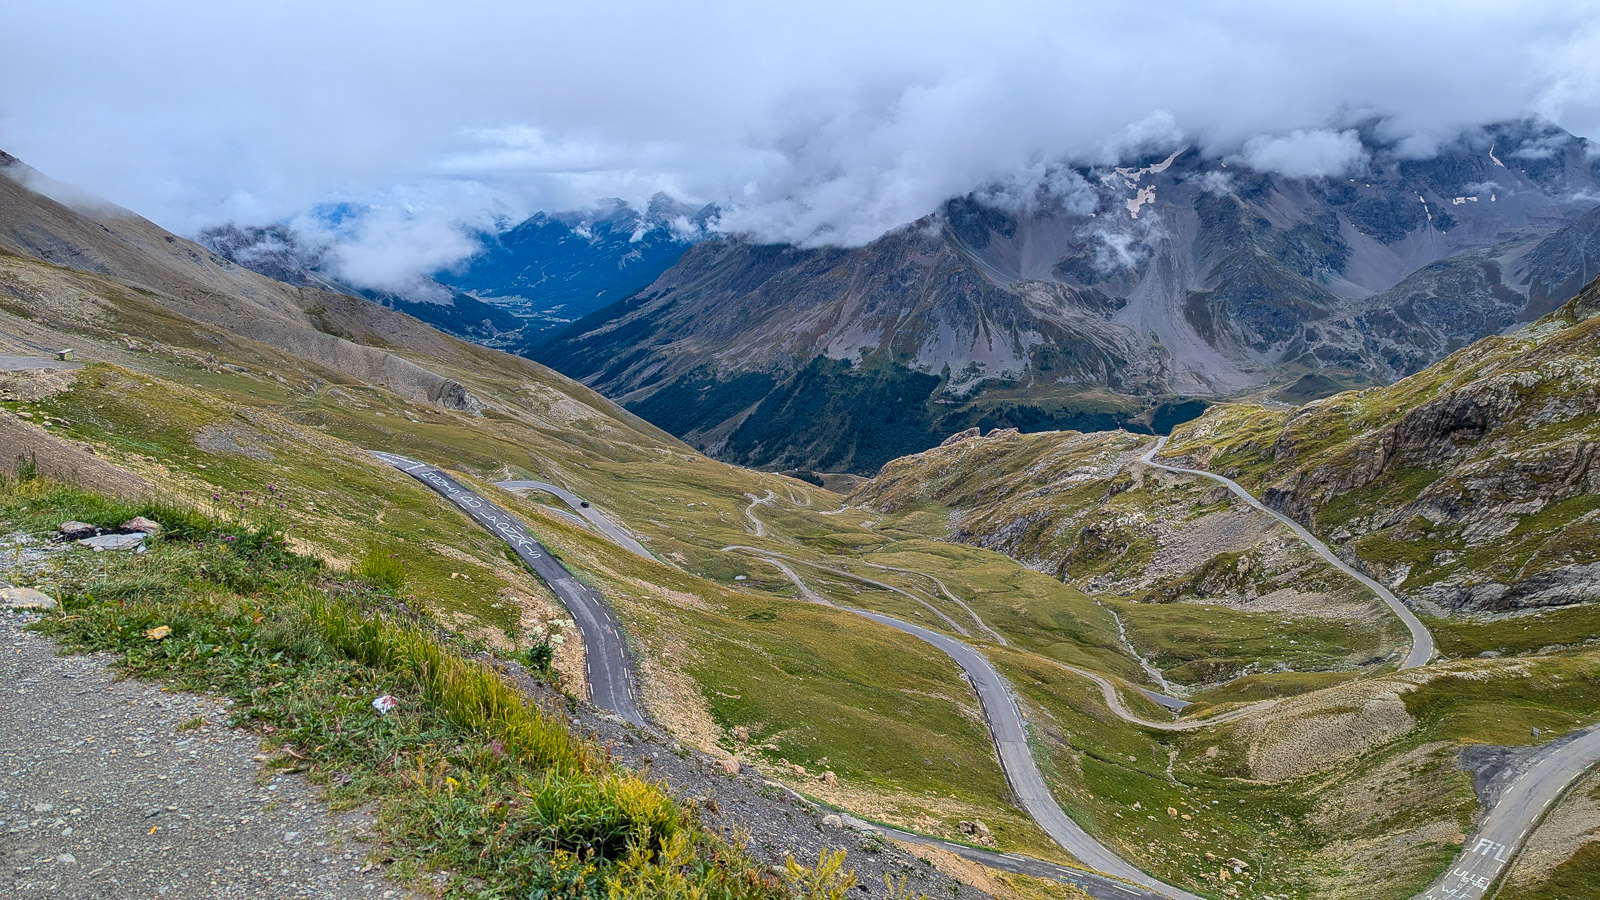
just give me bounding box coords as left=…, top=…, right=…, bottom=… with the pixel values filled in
left=1, top=610, right=407, bottom=899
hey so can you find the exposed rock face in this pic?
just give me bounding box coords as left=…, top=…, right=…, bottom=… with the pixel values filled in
left=852, top=428, right=1365, bottom=630
left=940, top=428, right=981, bottom=447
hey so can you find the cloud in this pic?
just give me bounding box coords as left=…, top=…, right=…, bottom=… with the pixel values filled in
left=1231, top=129, right=1369, bottom=178
left=1197, top=171, right=1236, bottom=195
left=1511, top=133, right=1570, bottom=159
left=3, top=0, right=1600, bottom=292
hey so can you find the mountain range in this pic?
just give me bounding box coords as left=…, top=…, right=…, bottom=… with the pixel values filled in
left=181, top=120, right=1600, bottom=478
left=197, top=194, right=710, bottom=350
left=534, top=119, right=1600, bottom=473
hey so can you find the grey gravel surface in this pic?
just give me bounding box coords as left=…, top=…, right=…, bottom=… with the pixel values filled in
left=578, top=709, right=994, bottom=900
left=1, top=610, right=406, bottom=899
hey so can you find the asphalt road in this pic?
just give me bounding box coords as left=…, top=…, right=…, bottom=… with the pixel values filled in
left=1418, top=723, right=1600, bottom=899
left=0, top=355, right=79, bottom=372
left=849, top=608, right=1204, bottom=900
left=728, top=545, right=1199, bottom=900
left=394, top=467, right=1180, bottom=895
left=1140, top=437, right=1435, bottom=669
left=370, top=452, right=646, bottom=727
left=862, top=562, right=1010, bottom=645
left=494, top=480, right=654, bottom=560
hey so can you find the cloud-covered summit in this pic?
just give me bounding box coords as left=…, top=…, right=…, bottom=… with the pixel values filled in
left=5, top=1, right=1600, bottom=292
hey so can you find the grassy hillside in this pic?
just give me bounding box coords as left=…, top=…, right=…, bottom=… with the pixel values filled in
left=852, top=429, right=1405, bottom=691
left=1, top=477, right=799, bottom=898
left=0, top=163, right=1078, bottom=859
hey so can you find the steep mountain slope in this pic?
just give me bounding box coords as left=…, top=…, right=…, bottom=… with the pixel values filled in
left=539, top=120, right=1600, bottom=473
left=11, top=149, right=1600, bottom=898
left=1160, top=279, right=1600, bottom=618
left=0, top=150, right=1112, bottom=869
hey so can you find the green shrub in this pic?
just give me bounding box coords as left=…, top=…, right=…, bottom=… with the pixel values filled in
left=357, top=545, right=406, bottom=592
left=523, top=639, right=555, bottom=677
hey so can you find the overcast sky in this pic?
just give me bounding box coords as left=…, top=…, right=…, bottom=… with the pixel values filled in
left=5, top=0, right=1600, bottom=290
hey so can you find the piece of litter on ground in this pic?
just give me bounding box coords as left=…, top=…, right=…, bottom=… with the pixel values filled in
left=371, top=694, right=399, bottom=714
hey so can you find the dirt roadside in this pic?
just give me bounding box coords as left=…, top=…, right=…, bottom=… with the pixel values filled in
left=1, top=609, right=411, bottom=899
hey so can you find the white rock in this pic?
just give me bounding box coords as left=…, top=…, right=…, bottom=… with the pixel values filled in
left=78, top=533, right=145, bottom=552
left=1, top=587, right=57, bottom=610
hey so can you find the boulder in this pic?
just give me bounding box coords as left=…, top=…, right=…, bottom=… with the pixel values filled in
left=958, top=819, right=994, bottom=845
left=78, top=533, right=145, bottom=552
left=119, top=516, right=161, bottom=536
left=818, top=771, right=839, bottom=788
left=57, top=521, right=97, bottom=540
left=940, top=427, right=980, bottom=447
left=1, top=587, right=57, bottom=610
left=821, top=814, right=844, bottom=828
left=713, top=754, right=741, bottom=776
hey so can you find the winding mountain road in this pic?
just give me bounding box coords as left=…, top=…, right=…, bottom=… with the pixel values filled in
left=495, top=479, right=654, bottom=559
left=387, top=458, right=1179, bottom=896
left=727, top=544, right=1199, bottom=900
left=863, top=561, right=1010, bottom=645
left=467, top=447, right=1597, bottom=900
left=1140, top=437, right=1435, bottom=669
left=370, top=452, right=646, bottom=727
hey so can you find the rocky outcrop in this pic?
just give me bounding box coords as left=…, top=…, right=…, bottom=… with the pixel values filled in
left=940, top=427, right=980, bottom=447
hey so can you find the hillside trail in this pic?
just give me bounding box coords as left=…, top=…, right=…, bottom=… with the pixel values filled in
left=742, top=491, right=774, bottom=537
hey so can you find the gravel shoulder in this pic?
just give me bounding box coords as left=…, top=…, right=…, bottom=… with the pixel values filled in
left=1, top=610, right=408, bottom=899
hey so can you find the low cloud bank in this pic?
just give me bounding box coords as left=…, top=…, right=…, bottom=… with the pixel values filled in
left=5, top=1, right=1600, bottom=292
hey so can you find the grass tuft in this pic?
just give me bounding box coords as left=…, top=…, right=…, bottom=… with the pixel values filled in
left=355, top=545, right=407, bottom=592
